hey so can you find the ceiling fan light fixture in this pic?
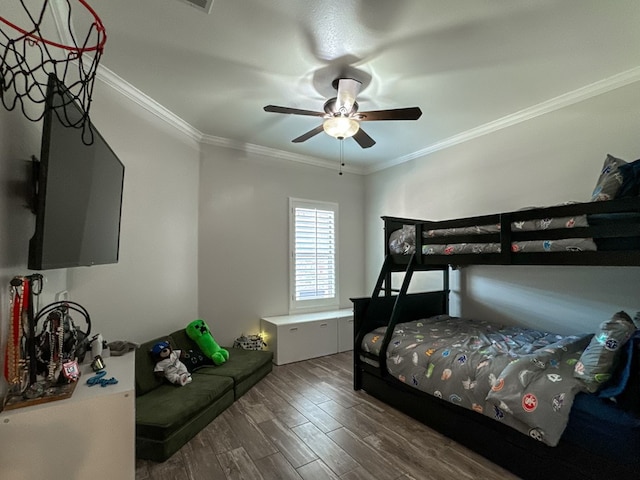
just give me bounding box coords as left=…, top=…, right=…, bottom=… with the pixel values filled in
left=323, top=116, right=359, bottom=139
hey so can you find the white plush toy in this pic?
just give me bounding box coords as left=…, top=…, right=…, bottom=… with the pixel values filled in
left=151, top=340, right=192, bottom=386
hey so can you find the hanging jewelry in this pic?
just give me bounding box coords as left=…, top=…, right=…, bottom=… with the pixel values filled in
left=57, top=320, right=65, bottom=377
left=19, top=277, right=31, bottom=392
left=48, top=325, right=56, bottom=381
left=4, top=278, right=22, bottom=387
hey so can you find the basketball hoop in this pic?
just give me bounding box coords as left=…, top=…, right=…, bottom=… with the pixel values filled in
left=0, top=0, right=107, bottom=141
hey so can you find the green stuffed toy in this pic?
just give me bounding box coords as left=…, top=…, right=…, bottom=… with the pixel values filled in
left=186, top=319, right=229, bottom=366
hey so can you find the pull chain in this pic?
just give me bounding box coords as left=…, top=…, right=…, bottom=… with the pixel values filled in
left=339, top=138, right=345, bottom=176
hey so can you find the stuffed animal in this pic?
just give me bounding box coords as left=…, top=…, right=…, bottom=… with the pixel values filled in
left=151, top=340, right=192, bottom=386
left=186, top=319, right=229, bottom=366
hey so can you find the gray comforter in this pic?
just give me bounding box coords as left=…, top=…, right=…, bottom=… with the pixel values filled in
left=389, top=224, right=597, bottom=255
left=361, top=315, right=590, bottom=446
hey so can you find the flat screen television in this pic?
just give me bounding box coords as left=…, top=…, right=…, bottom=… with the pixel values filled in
left=28, top=75, right=125, bottom=270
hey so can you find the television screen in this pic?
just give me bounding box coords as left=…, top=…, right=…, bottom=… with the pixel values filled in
left=28, top=75, right=125, bottom=270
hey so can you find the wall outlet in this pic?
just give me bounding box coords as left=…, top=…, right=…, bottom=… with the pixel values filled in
left=55, top=290, right=69, bottom=302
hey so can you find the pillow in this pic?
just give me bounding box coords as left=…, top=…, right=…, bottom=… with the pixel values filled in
left=181, top=348, right=214, bottom=372
left=590, top=154, right=627, bottom=201
left=598, top=329, right=640, bottom=399
left=615, top=158, right=640, bottom=198
left=574, top=311, right=637, bottom=392
left=388, top=225, right=416, bottom=255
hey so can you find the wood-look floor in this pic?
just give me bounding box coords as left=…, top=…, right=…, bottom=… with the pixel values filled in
left=135, top=351, right=520, bottom=480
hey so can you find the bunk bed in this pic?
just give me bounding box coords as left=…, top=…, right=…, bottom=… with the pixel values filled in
left=352, top=197, right=640, bottom=480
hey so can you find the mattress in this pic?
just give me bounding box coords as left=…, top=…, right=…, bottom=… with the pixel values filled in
left=361, top=315, right=591, bottom=446
left=360, top=315, right=640, bottom=451
left=426, top=212, right=589, bottom=237
left=389, top=209, right=640, bottom=256
left=389, top=224, right=597, bottom=255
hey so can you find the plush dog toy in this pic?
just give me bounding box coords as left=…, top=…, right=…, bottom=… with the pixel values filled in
left=186, top=319, right=229, bottom=366
left=151, top=340, right=192, bottom=386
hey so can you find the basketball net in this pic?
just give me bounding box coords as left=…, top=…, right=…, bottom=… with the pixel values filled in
left=0, top=0, right=106, bottom=141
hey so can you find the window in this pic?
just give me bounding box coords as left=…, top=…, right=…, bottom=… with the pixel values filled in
left=289, top=198, right=339, bottom=312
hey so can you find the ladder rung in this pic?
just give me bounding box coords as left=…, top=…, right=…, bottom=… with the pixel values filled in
left=372, top=253, right=417, bottom=298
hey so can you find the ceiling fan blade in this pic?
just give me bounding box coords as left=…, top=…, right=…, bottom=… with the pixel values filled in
left=336, top=78, right=361, bottom=114
left=264, top=105, right=325, bottom=117
left=352, top=128, right=376, bottom=149
left=356, top=107, right=422, bottom=121
left=292, top=124, right=324, bottom=143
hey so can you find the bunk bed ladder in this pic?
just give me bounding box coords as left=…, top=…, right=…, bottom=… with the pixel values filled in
left=371, top=254, right=397, bottom=298
left=377, top=254, right=418, bottom=377
left=353, top=254, right=419, bottom=387
left=354, top=254, right=409, bottom=356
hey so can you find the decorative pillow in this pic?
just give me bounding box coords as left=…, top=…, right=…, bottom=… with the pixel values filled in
left=388, top=225, right=416, bottom=255
left=598, top=329, right=640, bottom=399
left=574, top=311, right=637, bottom=392
left=181, top=348, right=214, bottom=372
left=615, top=158, right=640, bottom=198
left=590, top=154, right=627, bottom=201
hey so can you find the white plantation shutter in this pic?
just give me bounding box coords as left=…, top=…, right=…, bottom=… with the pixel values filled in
left=289, top=198, right=339, bottom=312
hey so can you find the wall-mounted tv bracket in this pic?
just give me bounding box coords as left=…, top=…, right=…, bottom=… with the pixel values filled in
left=29, top=155, right=40, bottom=215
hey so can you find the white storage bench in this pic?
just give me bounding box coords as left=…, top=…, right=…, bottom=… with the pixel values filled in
left=260, top=309, right=353, bottom=365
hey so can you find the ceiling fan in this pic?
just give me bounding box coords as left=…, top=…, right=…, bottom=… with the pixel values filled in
left=263, top=78, right=422, bottom=149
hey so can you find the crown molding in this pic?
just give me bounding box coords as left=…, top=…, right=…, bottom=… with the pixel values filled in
left=199, top=134, right=363, bottom=174
left=366, top=66, right=640, bottom=175
left=97, top=62, right=640, bottom=177
left=96, top=67, right=203, bottom=145
left=96, top=65, right=364, bottom=174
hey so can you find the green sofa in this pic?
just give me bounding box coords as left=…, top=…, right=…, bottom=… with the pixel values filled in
left=135, top=328, right=273, bottom=462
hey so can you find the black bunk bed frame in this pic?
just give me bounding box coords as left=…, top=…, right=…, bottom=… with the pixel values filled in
left=352, top=198, right=640, bottom=480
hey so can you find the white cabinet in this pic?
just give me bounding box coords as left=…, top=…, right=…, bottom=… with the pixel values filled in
left=261, top=309, right=353, bottom=365
left=0, top=353, right=135, bottom=480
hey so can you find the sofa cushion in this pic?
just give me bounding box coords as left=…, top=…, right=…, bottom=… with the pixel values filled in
left=170, top=328, right=273, bottom=385
left=170, top=328, right=202, bottom=353
left=195, top=347, right=273, bottom=396
left=135, top=327, right=274, bottom=462
left=136, top=373, right=233, bottom=440
left=136, top=386, right=234, bottom=462
left=195, top=347, right=272, bottom=383
left=169, top=328, right=273, bottom=397
left=135, top=335, right=176, bottom=396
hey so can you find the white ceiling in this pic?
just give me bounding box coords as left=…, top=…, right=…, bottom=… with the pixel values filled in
left=73, top=1, right=640, bottom=172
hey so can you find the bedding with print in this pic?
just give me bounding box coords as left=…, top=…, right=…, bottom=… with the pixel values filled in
left=389, top=224, right=597, bottom=255
left=361, top=315, right=591, bottom=446
left=425, top=209, right=589, bottom=238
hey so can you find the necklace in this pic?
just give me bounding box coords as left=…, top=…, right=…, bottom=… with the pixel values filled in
left=4, top=278, right=23, bottom=387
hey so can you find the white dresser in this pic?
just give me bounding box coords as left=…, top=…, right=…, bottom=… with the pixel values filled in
left=0, top=353, right=135, bottom=480
left=260, top=308, right=353, bottom=365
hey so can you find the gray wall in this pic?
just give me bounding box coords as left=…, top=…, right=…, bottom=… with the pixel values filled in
left=365, top=81, right=640, bottom=334
left=198, top=143, right=366, bottom=345
left=65, top=81, right=201, bottom=343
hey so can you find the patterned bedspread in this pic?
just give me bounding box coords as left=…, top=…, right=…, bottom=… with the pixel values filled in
left=389, top=224, right=597, bottom=255
left=361, top=315, right=591, bottom=446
